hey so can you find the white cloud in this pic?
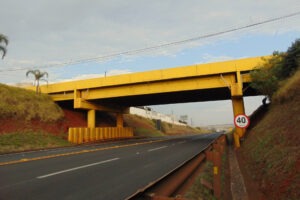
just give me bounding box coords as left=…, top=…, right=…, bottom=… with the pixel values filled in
left=200, top=54, right=236, bottom=63
left=1, top=0, right=299, bottom=73
left=54, top=69, right=131, bottom=83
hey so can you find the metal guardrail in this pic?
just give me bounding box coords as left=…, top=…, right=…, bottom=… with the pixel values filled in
left=127, top=134, right=226, bottom=200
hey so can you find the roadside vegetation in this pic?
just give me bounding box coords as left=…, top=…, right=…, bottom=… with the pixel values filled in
left=0, top=82, right=203, bottom=153
left=0, top=83, right=64, bottom=122
left=241, top=39, right=300, bottom=199
left=185, top=161, right=216, bottom=200
left=26, top=69, right=49, bottom=94
left=0, top=131, right=70, bottom=154
left=250, top=38, right=300, bottom=101
left=0, top=33, right=8, bottom=59
left=124, top=114, right=203, bottom=137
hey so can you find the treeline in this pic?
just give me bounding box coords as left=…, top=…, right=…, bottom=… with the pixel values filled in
left=250, top=39, right=300, bottom=100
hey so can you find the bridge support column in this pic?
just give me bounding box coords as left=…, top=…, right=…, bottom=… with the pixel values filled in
left=87, top=110, right=96, bottom=128
left=116, top=113, right=124, bottom=128
left=231, top=97, right=246, bottom=148
left=231, top=71, right=246, bottom=148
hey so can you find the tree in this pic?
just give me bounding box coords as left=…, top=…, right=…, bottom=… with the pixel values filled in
left=26, top=70, right=48, bottom=94
left=0, top=34, right=8, bottom=59
left=281, top=38, right=300, bottom=78
left=250, top=52, right=284, bottom=99
left=250, top=38, right=300, bottom=101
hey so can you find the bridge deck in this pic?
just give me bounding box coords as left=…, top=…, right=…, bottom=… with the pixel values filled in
left=33, top=56, right=266, bottom=106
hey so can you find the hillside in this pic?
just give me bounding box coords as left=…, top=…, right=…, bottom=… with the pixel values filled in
left=238, top=69, right=300, bottom=199
left=0, top=83, right=201, bottom=153
left=124, top=114, right=202, bottom=137
left=0, top=83, right=63, bottom=122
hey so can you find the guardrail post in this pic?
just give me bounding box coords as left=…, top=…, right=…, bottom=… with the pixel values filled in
left=213, top=150, right=221, bottom=199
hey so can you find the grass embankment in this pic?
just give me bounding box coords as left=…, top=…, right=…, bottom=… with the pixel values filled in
left=0, top=83, right=68, bottom=153
left=124, top=114, right=203, bottom=137
left=0, top=83, right=63, bottom=122
left=0, top=83, right=204, bottom=153
left=241, top=69, right=300, bottom=199
left=0, top=131, right=70, bottom=154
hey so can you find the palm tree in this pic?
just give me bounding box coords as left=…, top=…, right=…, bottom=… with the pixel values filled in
left=26, top=70, right=48, bottom=94
left=0, top=34, right=8, bottom=59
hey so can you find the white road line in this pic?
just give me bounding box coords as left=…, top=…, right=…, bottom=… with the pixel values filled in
left=37, top=158, right=119, bottom=179
left=177, top=141, right=186, bottom=144
left=148, top=146, right=168, bottom=152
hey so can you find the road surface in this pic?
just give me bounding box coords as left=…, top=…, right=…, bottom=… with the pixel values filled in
left=0, top=134, right=221, bottom=200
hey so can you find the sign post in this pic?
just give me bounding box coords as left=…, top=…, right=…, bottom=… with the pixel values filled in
left=234, top=114, right=250, bottom=129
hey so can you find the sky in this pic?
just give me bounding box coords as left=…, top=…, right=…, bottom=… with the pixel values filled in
left=0, top=1, right=300, bottom=126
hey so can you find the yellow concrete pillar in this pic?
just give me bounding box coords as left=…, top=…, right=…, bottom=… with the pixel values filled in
left=116, top=113, right=124, bottom=128
left=87, top=110, right=96, bottom=128
left=231, top=97, right=246, bottom=148
left=230, top=71, right=246, bottom=148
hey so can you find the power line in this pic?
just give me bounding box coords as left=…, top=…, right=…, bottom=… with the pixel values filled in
left=1, top=11, right=300, bottom=73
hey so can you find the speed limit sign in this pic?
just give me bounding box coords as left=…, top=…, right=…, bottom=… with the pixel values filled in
left=234, top=114, right=250, bottom=128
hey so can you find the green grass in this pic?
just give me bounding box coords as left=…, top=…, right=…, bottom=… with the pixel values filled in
left=0, top=83, right=64, bottom=122
left=273, top=69, right=300, bottom=104
left=134, top=128, right=164, bottom=137
left=185, top=161, right=216, bottom=200
left=241, top=68, right=300, bottom=199
left=0, top=131, right=71, bottom=154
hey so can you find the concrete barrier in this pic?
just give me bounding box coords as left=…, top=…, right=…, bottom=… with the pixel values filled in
left=68, top=127, right=134, bottom=144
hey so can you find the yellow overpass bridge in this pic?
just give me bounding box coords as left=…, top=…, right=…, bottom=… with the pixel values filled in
left=35, top=56, right=267, bottom=147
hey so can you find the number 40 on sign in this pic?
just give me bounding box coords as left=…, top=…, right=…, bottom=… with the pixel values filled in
left=234, top=114, right=250, bottom=129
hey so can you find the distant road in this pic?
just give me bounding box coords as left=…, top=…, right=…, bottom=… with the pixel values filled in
left=0, top=134, right=220, bottom=200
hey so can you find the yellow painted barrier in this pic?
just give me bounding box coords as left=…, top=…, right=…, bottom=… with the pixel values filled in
left=78, top=128, right=83, bottom=144
left=99, top=128, right=103, bottom=140
left=68, top=128, right=73, bottom=143
left=90, top=128, right=95, bottom=142
left=103, top=128, right=106, bottom=139
left=73, top=129, right=79, bottom=144
left=68, top=127, right=133, bottom=144
left=95, top=128, right=99, bottom=140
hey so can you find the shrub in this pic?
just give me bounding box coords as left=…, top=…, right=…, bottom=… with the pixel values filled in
left=250, top=39, right=300, bottom=100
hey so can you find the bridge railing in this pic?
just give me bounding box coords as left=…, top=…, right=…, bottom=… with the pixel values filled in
left=68, top=127, right=133, bottom=144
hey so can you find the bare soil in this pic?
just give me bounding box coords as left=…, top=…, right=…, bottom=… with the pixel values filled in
left=0, top=109, right=87, bottom=136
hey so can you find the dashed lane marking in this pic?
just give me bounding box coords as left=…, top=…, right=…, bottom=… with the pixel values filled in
left=147, top=146, right=168, bottom=152
left=37, top=158, right=119, bottom=179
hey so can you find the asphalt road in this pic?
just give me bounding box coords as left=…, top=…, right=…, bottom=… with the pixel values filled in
left=0, top=133, right=221, bottom=200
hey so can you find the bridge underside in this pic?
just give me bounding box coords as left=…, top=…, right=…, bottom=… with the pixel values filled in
left=57, top=83, right=259, bottom=109
left=85, top=83, right=259, bottom=107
